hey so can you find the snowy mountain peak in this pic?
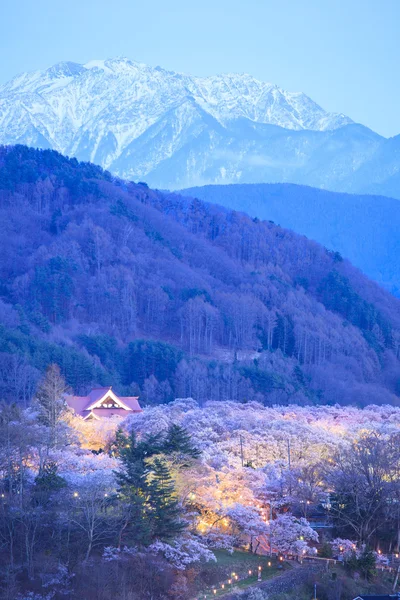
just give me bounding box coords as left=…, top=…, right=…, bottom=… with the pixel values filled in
left=83, top=57, right=148, bottom=74
left=45, top=61, right=86, bottom=78
left=0, top=57, right=356, bottom=186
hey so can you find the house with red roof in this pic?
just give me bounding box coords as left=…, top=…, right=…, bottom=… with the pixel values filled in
left=65, top=387, right=142, bottom=420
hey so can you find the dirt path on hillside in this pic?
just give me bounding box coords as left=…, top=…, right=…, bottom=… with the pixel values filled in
left=221, top=563, right=324, bottom=599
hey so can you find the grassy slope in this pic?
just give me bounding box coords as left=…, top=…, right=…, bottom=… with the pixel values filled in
left=196, top=551, right=286, bottom=598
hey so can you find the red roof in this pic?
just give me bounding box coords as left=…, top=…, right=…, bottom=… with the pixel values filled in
left=65, top=387, right=142, bottom=419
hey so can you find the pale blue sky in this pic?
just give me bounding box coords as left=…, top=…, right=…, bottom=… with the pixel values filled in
left=1, top=0, right=399, bottom=137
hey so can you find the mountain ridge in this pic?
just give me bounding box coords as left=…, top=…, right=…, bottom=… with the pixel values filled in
left=1, top=57, right=400, bottom=195
left=2, top=57, right=352, bottom=133
left=0, top=57, right=367, bottom=187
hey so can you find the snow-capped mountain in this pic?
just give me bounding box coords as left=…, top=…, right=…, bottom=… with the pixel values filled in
left=0, top=59, right=349, bottom=165
left=0, top=57, right=398, bottom=196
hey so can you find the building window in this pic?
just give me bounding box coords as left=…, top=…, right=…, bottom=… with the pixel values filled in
left=100, top=398, right=119, bottom=409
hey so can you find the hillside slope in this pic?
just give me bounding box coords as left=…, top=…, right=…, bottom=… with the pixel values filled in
left=181, top=183, right=400, bottom=296
left=0, top=145, right=400, bottom=408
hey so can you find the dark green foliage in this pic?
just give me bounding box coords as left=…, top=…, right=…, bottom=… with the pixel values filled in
left=31, top=256, right=75, bottom=323
left=272, top=314, right=296, bottom=356
left=256, top=326, right=269, bottom=351
left=345, top=549, right=376, bottom=581
left=161, top=286, right=174, bottom=300
left=15, top=304, right=31, bottom=336
left=0, top=401, right=21, bottom=424
left=362, top=330, right=385, bottom=355
left=0, top=144, right=110, bottom=193
left=293, top=276, right=309, bottom=290
left=0, top=324, right=102, bottom=391
left=145, top=228, right=164, bottom=243
left=293, top=366, right=307, bottom=387
left=180, top=288, right=213, bottom=304
left=113, top=428, right=169, bottom=479
left=326, top=249, right=343, bottom=263
left=318, top=271, right=392, bottom=346
left=28, top=310, right=51, bottom=333
left=33, top=462, right=67, bottom=506
left=147, top=458, right=185, bottom=540
left=49, top=208, right=63, bottom=234
left=239, top=365, right=284, bottom=395
left=258, top=315, right=296, bottom=357
left=76, top=334, right=121, bottom=369
left=143, top=226, right=182, bottom=258
left=110, top=197, right=138, bottom=221
left=113, top=429, right=153, bottom=545
left=163, top=424, right=201, bottom=459
left=124, top=340, right=183, bottom=387
left=318, top=540, right=333, bottom=558
left=35, top=343, right=98, bottom=391
left=113, top=428, right=186, bottom=544
left=114, top=429, right=147, bottom=483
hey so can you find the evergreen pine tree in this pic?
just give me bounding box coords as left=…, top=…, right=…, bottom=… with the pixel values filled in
left=140, top=432, right=164, bottom=459
left=147, top=457, right=185, bottom=540
left=33, top=462, right=66, bottom=506
left=112, top=428, right=163, bottom=463
left=113, top=428, right=188, bottom=545
left=163, top=424, right=201, bottom=459
left=113, top=429, right=152, bottom=545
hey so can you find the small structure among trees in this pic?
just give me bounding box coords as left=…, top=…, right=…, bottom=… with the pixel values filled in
left=65, top=386, right=142, bottom=420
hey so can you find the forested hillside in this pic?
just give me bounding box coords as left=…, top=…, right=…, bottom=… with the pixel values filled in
left=182, top=183, right=400, bottom=296
left=1, top=145, right=400, bottom=407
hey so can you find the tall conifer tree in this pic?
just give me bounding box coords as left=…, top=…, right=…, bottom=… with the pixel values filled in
left=147, top=458, right=185, bottom=540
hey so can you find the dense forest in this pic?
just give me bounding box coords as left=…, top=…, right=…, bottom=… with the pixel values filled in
left=1, top=145, right=400, bottom=407
left=182, top=182, right=400, bottom=296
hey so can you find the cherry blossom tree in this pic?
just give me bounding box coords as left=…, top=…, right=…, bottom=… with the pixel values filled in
left=260, top=514, right=318, bottom=556
left=148, top=535, right=216, bottom=569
